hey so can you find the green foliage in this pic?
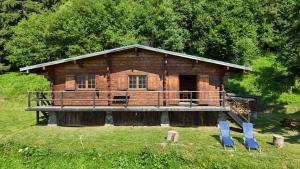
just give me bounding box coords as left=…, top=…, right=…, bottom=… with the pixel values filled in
left=0, top=63, right=10, bottom=73
left=6, top=0, right=140, bottom=66
left=226, top=55, right=300, bottom=108
left=190, top=0, right=259, bottom=65
left=0, top=0, right=62, bottom=66
left=278, top=2, right=300, bottom=79
left=5, top=0, right=281, bottom=67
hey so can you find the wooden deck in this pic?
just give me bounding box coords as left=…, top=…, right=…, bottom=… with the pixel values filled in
left=27, top=105, right=230, bottom=112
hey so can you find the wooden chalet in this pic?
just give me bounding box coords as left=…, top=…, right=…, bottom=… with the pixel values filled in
left=20, top=44, right=254, bottom=127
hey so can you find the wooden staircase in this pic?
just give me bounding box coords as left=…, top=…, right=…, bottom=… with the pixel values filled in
left=226, top=111, right=249, bottom=127
left=226, top=94, right=251, bottom=127
left=36, top=92, right=51, bottom=124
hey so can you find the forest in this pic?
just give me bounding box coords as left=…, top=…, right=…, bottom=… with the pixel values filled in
left=0, top=0, right=299, bottom=83
left=0, top=0, right=299, bottom=105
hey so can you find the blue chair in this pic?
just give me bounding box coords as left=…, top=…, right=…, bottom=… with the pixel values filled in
left=242, top=122, right=261, bottom=152
left=218, top=121, right=236, bottom=150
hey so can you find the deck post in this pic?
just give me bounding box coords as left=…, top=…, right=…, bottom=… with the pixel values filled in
left=157, top=92, right=160, bottom=108
left=27, top=92, right=31, bottom=108
left=222, top=90, right=226, bottom=107
left=36, top=111, right=40, bottom=125
left=48, top=111, right=57, bottom=126
left=190, top=92, right=193, bottom=107
left=161, top=111, right=170, bottom=127
left=93, top=92, right=96, bottom=108
left=125, top=91, right=128, bottom=108
left=37, top=92, right=40, bottom=107
left=105, top=111, right=113, bottom=126
left=60, top=92, right=64, bottom=109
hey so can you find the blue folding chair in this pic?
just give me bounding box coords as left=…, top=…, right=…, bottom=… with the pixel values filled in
left=242, top=122, right=261, bottom=152
left=218, top=121, right=236, bottom=150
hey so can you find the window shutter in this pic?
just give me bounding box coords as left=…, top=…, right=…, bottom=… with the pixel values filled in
left=96, top=75, right=107, bottom=90
left=147, top=74, right=158, bottom=91
left=197, top=75, right=210, bottom=105
left=118, top=75, right=128, bottom=90
left=65, top=75, right=75, bottom=90
left=168, top=75, right=179, bottom=105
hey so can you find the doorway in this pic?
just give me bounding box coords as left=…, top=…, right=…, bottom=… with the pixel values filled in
left=179, top=75, right=197, bottom=103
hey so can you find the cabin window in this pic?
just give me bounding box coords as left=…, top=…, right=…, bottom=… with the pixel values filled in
left=76, top=75, right=95, bottom=89
left=129, top=75, right=147, bottom=89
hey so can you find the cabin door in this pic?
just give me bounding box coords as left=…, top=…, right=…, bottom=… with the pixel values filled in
left=179, top=75, right=197, bottom=103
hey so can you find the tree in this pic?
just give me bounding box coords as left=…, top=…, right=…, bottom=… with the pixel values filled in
left=6, top=0, right=140, bottom=66
left=0, top=0, right=61, bottom=69
left=278, top=2, right=300, bottom=80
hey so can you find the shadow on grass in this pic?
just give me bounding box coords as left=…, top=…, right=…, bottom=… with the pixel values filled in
left=230, top=127, right=242, bottom=133
left=211, top=134, right=225, bottom=149
left=253, top=110, right=300, bottom=144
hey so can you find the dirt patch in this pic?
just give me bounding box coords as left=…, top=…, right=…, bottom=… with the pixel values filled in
left=0, top=96, right=5, bottom=102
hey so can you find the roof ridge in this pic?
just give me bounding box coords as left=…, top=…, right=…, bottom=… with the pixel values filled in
left=20, top=44, right=252, bottom=71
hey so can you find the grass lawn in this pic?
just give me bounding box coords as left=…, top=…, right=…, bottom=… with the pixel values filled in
left=0, top=72, right=300, bottom=168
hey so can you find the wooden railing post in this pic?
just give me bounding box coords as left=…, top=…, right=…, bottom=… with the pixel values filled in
left=93, top=92, right=96, bottom=108
left=36, top=111, right=40, bottom=125
left=190, top=92, right=193, bottom=108
left=222, top=90, right=226, bottom=107
left=125, top=91, right=128, bottom=108
left=27, top=92, right=31, bottom=108
left=157, top=92, right=160, bottom=108
left=36, top=92, right=40, bottom=107
left=61, top=91, right=64, bottom=109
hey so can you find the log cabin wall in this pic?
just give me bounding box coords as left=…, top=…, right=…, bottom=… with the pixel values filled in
left=49, top=48, right=226, bottom=106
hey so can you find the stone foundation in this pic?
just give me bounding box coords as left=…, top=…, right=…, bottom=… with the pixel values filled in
left=105, top=111, right=114, bottom=126
left=48, top=112, right=57, bottom=126
left=161, top=111, right=170, bottom=127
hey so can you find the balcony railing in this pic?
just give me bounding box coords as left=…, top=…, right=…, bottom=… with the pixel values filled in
left=27, top=90, right=226, bottom=109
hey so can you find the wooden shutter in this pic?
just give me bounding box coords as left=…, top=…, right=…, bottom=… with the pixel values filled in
left=168, top=75, right=179, bottom=105
left=95, top=75, right=107, bottom=90
left=197, top=75, right=209, bottom=105
left=147, top=74, right=158, bottom=91
left=117, top=75, right=128, bottom=90
left=65, top=75, right=75, bottom=90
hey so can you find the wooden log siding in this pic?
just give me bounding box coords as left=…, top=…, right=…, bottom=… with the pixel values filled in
left=48, top=49, right=225, bottom=106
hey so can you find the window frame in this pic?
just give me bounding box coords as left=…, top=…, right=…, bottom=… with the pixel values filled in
left=128, top=75, right=147, bottom=90
left=76, top=75, right=96, bottom=90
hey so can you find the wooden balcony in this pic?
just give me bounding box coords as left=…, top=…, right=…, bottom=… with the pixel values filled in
left=27, top=90, right=230, bottom=112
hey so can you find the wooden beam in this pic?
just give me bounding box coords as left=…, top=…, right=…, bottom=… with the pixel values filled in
left=105, top=56, right=111, bottom=106
left=28, top=105, right=231, bottom=112
left=73, top=60, right=77, bottom=64
left=135, top=47, right=139, bottom=56
left=163, top=54, right=168, bottom=106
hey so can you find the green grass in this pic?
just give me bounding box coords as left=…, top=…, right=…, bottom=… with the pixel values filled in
left=1, top=126, right=300, bottom=168
left=0, top=68, right=300, bottom=168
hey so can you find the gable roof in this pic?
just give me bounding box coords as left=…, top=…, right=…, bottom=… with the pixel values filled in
left=20, top=44, right=252, bottom=71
